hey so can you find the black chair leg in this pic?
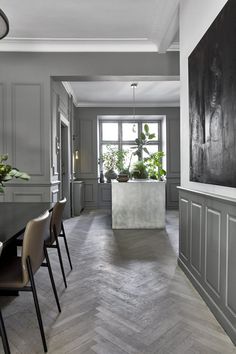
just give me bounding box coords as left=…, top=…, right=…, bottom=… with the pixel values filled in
left=0, top=310, right=10, bottom=354
left=44, top=245, right=61, bottom=313
left=55, top=236, right=67, bottom=288
left=26, top=257, right=47, bottom=353
left=61, top=223, right=73, bottom=270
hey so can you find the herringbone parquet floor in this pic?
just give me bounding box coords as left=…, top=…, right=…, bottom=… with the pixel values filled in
left=0, top=210, right=236, bottom=354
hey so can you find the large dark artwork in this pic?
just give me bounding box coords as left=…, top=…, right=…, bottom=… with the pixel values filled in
left=189, top=0, right=236, bottom=187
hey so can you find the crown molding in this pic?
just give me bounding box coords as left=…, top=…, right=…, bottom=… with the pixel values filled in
left=167, top=41, right=179, bottom=51
left=62, top=82, right=77, bottom=105
left=75, top=101, right=180, bottom=108
left=0, top=37, right=159, bottom=52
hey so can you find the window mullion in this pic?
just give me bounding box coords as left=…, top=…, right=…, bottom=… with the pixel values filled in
left=118, top=122, right=122, bottom=150
left=138, top=121, right=142, bottom=160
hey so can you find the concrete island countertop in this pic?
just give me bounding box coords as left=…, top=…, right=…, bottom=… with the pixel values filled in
left=111, top=179, right=166, bottom=229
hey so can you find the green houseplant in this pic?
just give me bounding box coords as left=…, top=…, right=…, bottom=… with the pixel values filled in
left=0, top=154, right=30, bottom=192
left=131, top=123, right=156, bottom=159
left=130, top=123, right=155, bottom=179
left=131, top=160, right=149, bottom=179
left=100, top=146, right=129, bottom=182
left=130, top=124, right=166, bottom=180
left=99, top=146, right=119, bottom=182
left=145, top=151, right=166, bottom=180
left=115, top=149, right=128, bottom=174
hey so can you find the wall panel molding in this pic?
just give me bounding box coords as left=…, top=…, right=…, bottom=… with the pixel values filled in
left=79, top=119, right=95, bottom=175
left=179, top=198, right=189, bottom=262
left=226, top=214, right=236, bottom=317
left=178, top=187, right=236, bottom=345
left=167, top=118, right=180, bottom=176
left=190, top=202, right=202, bottom=276
left=98, top=183, right=112, bottom=208
left=85, top=183, right=94, bottom=202
left=205, top=207, right=221, bottom=297
left=0, top=84, right=5, bottom=153
left=11, top=83, right=44, bottom=177
left=13, top=193, right=43, bottom=202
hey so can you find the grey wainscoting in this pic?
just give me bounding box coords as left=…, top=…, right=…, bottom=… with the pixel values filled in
left=98, top=183, right=112, bottom=209
left=178, top=187, right=236, bottom=345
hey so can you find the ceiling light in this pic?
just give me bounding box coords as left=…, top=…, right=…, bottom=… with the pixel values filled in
left=0, top=9, right=9, bottom=40
left=131, top=83, right=138, bottom=133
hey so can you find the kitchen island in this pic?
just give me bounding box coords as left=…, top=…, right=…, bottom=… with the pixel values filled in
left=111, top=180, right=165, bottom=229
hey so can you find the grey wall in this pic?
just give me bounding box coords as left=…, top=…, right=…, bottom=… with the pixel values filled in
left=51, top=81, right=73, bottom=208
left=180, top=0, right=231, bottom=197
left=74, top=106, right=180, bottom=209
left=0, top=51, right=178, bottom=202
left=179, top=0, right=236, bottom=344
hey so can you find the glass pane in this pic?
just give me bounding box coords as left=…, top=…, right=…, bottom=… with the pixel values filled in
left=102, top=144, right=118, bottom=155
left=143, top=145, right=159, bottom=158
left=122, top=145, right=138, bottom=169
left=100, top=145, right=118, bottom=172
left=102, top=122, right=118, bottom=141
left=142, top=123, right=158, bottom=140
left=122, top=123, right=138, bottom=141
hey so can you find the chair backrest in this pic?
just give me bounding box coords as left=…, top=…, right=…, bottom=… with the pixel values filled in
left=50, top=198, right=66, bottom=243
left=21, top=210, right=50, bottom=284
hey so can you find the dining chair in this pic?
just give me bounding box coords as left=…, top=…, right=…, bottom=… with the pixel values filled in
left=0, top=211, right=61, bottom=353
left=45, top=198, right=72, bottom=288
left=0, top=242, right=11, bottom=354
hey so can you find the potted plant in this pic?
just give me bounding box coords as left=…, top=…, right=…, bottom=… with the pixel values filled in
left=116, top=149, right=130, bottom=182
left=0, top=154, right=30, bottom=192
left=129, top=124, right=166, bottom=180
left=100, top=146, right=118, bottom=182
left=129, top=124, right=155, bottom=179
left=131, top=160, right=149, bottom=179
left=131, top=123, right=156, bottom=158
left=145, top=151, right=166, bottom=180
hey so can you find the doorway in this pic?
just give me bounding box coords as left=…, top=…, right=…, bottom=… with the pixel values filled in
left=59, top=114, right=71, bottom=218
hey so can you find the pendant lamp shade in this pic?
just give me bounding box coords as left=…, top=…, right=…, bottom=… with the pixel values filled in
left=0, top=9, right=9, bottom=40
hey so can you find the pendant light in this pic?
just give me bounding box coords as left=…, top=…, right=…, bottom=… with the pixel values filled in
left=0, top=9, right=9, bottom=40
left=131, top=83, right=138, bottom=133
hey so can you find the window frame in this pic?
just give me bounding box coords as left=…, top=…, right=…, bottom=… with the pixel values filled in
left=99, top=118, right=162, bottom=171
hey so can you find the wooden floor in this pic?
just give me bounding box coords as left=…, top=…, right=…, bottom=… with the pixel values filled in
left=0, top=209, right=236, bottom=354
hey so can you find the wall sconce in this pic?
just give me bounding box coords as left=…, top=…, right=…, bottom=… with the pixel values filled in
left=75, top=150, right=79, bottom=160
left=55, top=136, right=60, bottom=154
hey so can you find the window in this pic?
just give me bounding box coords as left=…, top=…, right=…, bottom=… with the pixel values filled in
left=99, top=118, right=162, bottom=171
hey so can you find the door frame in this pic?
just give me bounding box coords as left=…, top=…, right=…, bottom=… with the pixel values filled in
left=58, top=113, right=71, bottom=217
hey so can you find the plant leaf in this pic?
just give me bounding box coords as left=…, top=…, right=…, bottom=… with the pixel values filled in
left=18, top=172, right=30, bottom=180
left=3, top=174, right=12, bottom=181
left=148, top=133, right=156, bottom=140
left=140, top=132, right=146, bottom=140
left=143, top=147, right=150, bottom=155
left=144, top=124, right=149, bottom=134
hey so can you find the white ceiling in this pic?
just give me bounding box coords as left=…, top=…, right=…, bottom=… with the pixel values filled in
left=0, top=0, right=179, bottom=52
left=0, top=1, right=180, bottom=104
left=64, top=80, right=180, bottom=107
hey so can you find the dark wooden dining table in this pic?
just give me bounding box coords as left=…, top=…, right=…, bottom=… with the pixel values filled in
left=0, top=202, right=55, bottom=252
